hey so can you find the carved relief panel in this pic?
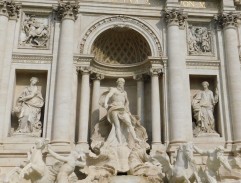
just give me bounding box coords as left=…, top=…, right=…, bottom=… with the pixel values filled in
left=187, top=23, right=213, bottom=56
left=19, top=12, right=51, bottom=49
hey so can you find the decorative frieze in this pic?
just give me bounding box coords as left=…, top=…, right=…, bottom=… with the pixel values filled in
left=164, top=9, right=188, bottom=29
left=54, top=1, right=79, bottom=21
left=19, top=13, right=50, bottom=48
left=214, top=12, right=238, bottom=28
left=188, top=25, right=212, bottom=55
left=0, top=1, right=20, bottom=19
left=12, top=54, right=53, bottom=64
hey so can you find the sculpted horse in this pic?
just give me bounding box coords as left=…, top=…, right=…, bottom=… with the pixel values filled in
left=3, top=139, right=61, bottom=183
left=152, top=143, right=201, bottom=183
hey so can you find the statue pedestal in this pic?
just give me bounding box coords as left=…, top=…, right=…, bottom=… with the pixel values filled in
left=110, top=175, right=148, bottom=183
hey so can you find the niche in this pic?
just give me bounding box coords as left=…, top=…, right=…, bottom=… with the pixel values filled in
left=189, top=75, right=221, bottom=138
left=11, top=70, right=47, bottom=137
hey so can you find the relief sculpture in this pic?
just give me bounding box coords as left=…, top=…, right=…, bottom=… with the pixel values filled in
left=12, top=77, right=44, bottom=137
left=188, top=25, right=212, bottom=55
left=20, top=15, right=50, bottom=48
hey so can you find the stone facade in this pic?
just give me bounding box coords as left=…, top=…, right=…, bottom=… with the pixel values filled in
left=0, top=0, right=241, bottom=182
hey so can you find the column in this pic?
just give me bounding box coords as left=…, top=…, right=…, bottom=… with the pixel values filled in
left=51, top=2, right=79, bottom=144
left=165, top=9, right=193, bottom=145
left=91, top=73, right=104, bottom=131
left=150, top=68, right=162, bottom=148
left=0, top=2, right=20, bottom=141
left=0, top=2, right=10, bottom=84
left=77, top=67, right=91, bottom=150
left=133, top=74, right=145, bottom=123
left=217, top=13, right=241, bottom=148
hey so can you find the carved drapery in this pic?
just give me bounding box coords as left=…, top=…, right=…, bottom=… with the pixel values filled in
left=164, top=9, right=187, bottom=29
left=55, top=1, right=79, bottom=21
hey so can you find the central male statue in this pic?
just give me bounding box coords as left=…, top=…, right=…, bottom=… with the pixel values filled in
left=102, top=78, right=140, bottom=145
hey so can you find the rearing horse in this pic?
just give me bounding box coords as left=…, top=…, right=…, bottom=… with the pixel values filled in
left=152, top=143, right=201, bottom=183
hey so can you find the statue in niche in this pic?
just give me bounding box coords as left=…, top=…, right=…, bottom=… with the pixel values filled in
left=20, top=15, right=49, bottom=47
left=188, top=26, right=211, bottom=55
left=101, top=78, right=140, bottom=145
left=151, top=143, right=201, bottom=183
left=12, top=77, right=44, bottom=137
left=90, top=78, right=149, bottom=172
left=48, top=145, right=86, bottom=183
left=193, top=145, right=232, bottom=183
left=192, top=81, right=219, bottom=137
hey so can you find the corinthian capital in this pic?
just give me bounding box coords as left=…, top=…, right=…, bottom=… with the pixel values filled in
left=0, top=1, right=21, bottom=19
left=164, top=9, right=188, bottom=29
left=77, top=66, right=92, bottom=74
left=214, top=12, right=238, bottom=29
left=91, top=73, right=104, bottom=80
left=149, top=68, right=162, bottom=76
left=55, top=1, right=79, bottom=21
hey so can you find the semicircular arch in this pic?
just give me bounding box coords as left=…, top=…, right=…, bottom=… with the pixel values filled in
left=79, top=15, right=163, bottom=57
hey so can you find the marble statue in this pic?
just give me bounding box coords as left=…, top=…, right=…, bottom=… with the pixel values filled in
left=192, top=81, right=219, bottom=137
left=233, top=152, right=241, bottom=169
left=3, top=139, right=61, bottom=183
left=129, top=144, right=163, bottom=183
left=188, top=26, right=211, bottom=55
left=101, top=78, right=140, bottom=144
left=48, top=145, right=86, bottom=183
left=90, top=78, right=149, bottom=173
left=12, top=77, right=44, bottom=137
left=20, top=15, right=49, bottom=47
left=152, top=143, right=201, bottom=183
left=194, top=145, right=232, bottom=183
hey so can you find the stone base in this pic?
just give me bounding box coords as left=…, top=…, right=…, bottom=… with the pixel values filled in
left=110, top=176, right=148, bottom=183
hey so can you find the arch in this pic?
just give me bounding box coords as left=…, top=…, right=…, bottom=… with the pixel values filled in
left=79, top=15, right=163, bottom=57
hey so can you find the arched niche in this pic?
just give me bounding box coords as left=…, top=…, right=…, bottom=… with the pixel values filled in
left=79, top=15, right=163, bottom=58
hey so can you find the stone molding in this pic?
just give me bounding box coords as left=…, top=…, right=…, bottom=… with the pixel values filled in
left=79, top=15, right=162, bottom=57
left=214, top=12, right=239, bottom=29
left=186, top=60, right=220, bottom=70
left=12, top=54, right=53, bottom=64
left=54, top=1, right=79, bottom=21
left=0, top=1, right=21, bottom=19
left=164, top=9, right=188, bottom=29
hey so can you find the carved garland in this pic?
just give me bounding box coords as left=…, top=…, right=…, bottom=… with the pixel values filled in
left=79, top=15, right=162, bottom=57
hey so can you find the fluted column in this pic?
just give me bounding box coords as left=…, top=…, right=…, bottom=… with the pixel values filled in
left=0, top=2, right=20, bottom=141
left=133, top=74, right=145, bottom=123
left=91, top=73, right=104, bottom=131
left=51, top=2, right=79, bottom=144
left=216, top=13, right=241, bottom=148
left=165, top=9, right=192, bottom=145
left=77, top=67, right=91, bottom=150
left=150, top=68, right=162, bottom=147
